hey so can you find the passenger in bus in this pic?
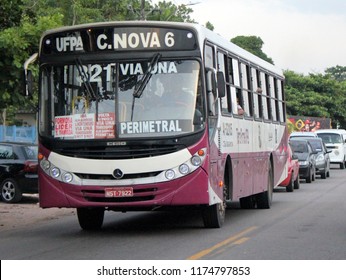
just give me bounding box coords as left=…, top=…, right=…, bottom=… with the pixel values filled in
left=237, top=98, right=244, bottom=115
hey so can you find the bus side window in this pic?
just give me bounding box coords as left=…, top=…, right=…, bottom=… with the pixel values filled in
left=277, top=79, right=286, bottom=122
left=260, top=72, right=269, bottom=120
left=252, top=67, right=259, bottom=119
left=230, top=57, right=242, bottom=115
left=240, top=62, right=253, bottom=117
left=269, top=76, right=277, bottom=121
left=265, top=74, right=272, bottom=120
left=217, top=51, right=230, bottom=114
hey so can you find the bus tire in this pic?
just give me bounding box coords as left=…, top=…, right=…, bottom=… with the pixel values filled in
left=202, top=185, right=226, bottom=228
left=202, top=202, right=225, bottom=228
left=256, top=163, right=273, bottom=209
left=77, top=207, right=104, bottom=230
left=239, top=195, right=256, bottom=209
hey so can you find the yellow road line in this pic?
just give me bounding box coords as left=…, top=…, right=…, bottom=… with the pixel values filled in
left=186, top=226, right=257, bottom=260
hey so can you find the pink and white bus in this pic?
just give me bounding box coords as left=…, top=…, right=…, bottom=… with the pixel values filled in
left=28, top=21, right=288, bottom=229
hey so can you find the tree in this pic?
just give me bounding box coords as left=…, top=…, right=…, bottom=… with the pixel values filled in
left=0, top=9, right=64, bottom=124
left=149, top=1, right=194, bottom=22
left=231, top=35, right=274, bottom=64
left=0, top=0, right=23, bottom=30
left=325, top=65, right=346, bottom=82
left=0, top=0, right=197, bottom=124
left=205, top=21, right=214, bottom=31
left=284, top=70, right=346, bottom=128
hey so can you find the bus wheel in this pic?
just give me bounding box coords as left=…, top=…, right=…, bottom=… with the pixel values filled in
left=256, top=163, right=273, bottom=209
left=202, top=202, right=225, bottom=228
left=202, top=186, right=226, bottom=228
left=240, top=195, right=256, bottom=209
left=77, top=207, right=104, bottom=230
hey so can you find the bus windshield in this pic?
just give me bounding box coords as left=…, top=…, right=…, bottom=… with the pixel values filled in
left=40, top=59, right=204, bottom=140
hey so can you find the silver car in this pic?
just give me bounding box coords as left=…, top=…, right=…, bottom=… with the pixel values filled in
left=306, top=138, right=331, bottom=179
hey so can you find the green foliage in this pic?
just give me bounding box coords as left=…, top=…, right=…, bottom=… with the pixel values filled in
left=0, top=0, right=23, bottom=30
left=1, top=0, right=346, bottom=129
left=149, top=1, right=194, bottom=22
left=0, top=9, right=63, bottom=122
left=231, top=35, right=274, bottom=64
left=325, top=65, right=346, bottom=82
left=284, top=70, right=346, bottom=128
left=0, top=0, right=197, bottom=124
left=205, top=21, right=214, bottom=31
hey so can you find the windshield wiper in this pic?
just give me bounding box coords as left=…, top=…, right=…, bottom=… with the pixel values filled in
left=131, top=53, right=161, bottom=121
left=133, top=53, right=161, bottom=98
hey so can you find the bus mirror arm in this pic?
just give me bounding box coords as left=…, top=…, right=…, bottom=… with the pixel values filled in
left=23, top=53, right=38, bottom=96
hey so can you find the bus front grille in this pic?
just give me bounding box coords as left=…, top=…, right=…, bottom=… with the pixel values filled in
left=55, top=145, right=181, bottom=159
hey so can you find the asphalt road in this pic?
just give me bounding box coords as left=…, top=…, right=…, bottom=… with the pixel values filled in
left=1, top=165, right=346, bottom=260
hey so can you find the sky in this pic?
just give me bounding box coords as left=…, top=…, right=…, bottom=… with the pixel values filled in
left=152, top=0, right=346, bottom=74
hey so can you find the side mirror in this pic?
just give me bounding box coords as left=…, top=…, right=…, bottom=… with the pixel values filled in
left=206, top=68, right=217, bottom=116
left=25, top=70, right=34, bottom=96
left=216, top=71, right=226, bottom=98
left=23, top=53, right=38, bottom=96
left=292, top=154, right=298, bottom=160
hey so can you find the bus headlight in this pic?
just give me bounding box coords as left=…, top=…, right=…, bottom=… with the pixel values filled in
left=51, top=167, right=61, bottom=178
left=165, top=169, right=176, bottom=180
left=191, top=155, right=202, bottom=166
left=63, top=172, right=73, bottom=183
left=162, top=148, right=206, bottom=181
left=179, top=164, right=190, bottom=175
left=40, top=159, right=50, bottom=170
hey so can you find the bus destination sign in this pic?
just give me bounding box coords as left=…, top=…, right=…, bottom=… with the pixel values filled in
left=42, top=26, right=197, bottom=54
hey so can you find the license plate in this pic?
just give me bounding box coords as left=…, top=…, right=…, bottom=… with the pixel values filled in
left=105, top=187, right=133, bottom=198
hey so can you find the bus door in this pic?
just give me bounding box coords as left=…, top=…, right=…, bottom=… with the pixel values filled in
left=206, top=68, right=226, bottom=201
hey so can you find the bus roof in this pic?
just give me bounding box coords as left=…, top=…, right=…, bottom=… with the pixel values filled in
left=40, top=20, right=283, bottom=77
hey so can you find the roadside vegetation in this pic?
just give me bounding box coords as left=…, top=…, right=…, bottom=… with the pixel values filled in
left=1, top=0, right=345, bottom=127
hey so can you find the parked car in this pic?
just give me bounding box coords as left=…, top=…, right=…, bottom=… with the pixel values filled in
left=289, top=131, right=318, bottom=139
left=289, top=139, right=317, bottom=183
left=316, top=129, right=346, bottom=169
left=0, top=142, right=38, bottom=203
left=305, top=138, right=331, bottom=179
left=279, top=144, right=300, bottom=192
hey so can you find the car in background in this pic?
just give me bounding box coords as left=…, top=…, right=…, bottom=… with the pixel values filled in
left=279, top=144, right=300, bottom=192
left=316, top=129, right=346, bottom=169
left=0, top=142, right=38, bottom=203
left=289, top=131, right=318, bottom=139
left=289, top=139, right=317, bottom=183
left=306, top=138, right=331, bottom=179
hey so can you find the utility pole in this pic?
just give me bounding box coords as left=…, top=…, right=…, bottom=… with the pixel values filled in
left=128, top=0, right=160, bottom=21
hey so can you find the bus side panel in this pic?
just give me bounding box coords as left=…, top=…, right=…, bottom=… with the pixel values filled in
left=219, top=117, right=287, bottom=201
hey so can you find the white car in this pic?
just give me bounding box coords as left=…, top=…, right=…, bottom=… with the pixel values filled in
left=316, top=129, right=346, bottom=169
left=289, top=131, right=318, bottom=139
